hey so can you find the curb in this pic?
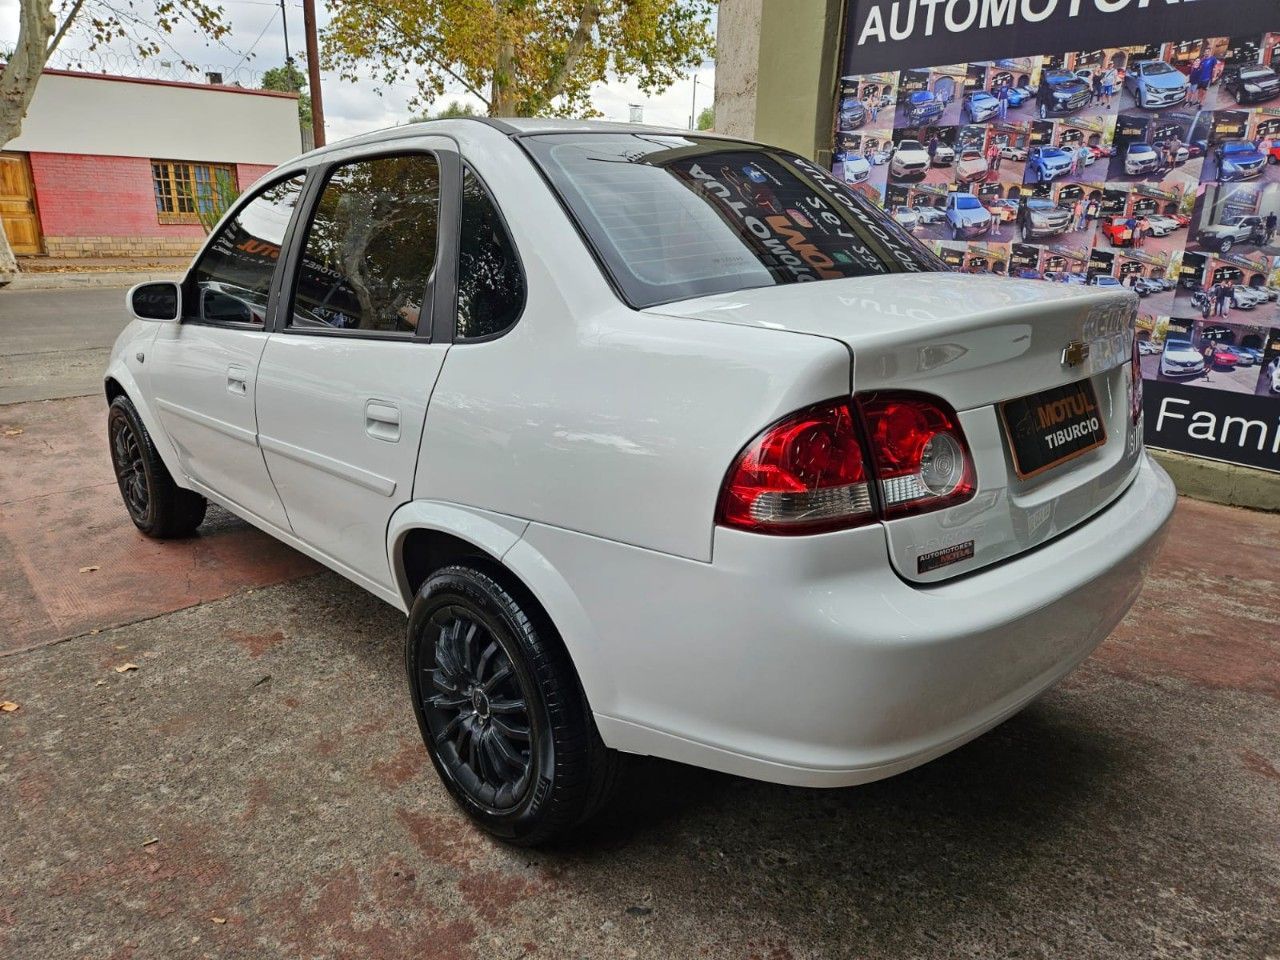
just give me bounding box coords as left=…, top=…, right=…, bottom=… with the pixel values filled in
left=1150, top=448, right=1280, bottom=513
left=1, top=271, right=182, bottom=291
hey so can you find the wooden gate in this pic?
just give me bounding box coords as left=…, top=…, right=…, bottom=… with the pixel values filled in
left=0, top=152, right=43, bottom=255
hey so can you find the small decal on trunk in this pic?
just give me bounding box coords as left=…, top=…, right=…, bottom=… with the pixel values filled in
left=917, top=540, right=975, bottom=574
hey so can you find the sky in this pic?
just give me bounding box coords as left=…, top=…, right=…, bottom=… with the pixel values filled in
left=0, top=0, right=715, bottom=142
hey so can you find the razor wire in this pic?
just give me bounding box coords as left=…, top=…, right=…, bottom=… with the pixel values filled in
left=46, top=47, right=274, bottom=88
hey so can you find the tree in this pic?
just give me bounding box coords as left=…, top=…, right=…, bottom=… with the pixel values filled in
left=262, top=62, right=313, bottom=128
left=696, top=104, right=713, bottom=130
left=410, top=99, right=479, bottom=122
left=322, top=0, right=715, bottom=118
left=0, top=0, right=228, bottom=278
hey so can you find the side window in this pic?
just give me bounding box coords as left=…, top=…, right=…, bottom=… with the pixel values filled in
left=457, top=167, right=525, bottom=340
left=289, top=153, right=440, bottom=334
left=189, top=175, right=306, bottom=326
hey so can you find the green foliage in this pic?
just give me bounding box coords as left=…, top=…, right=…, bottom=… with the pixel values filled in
left=196, top=168, right=242, bottom=235
left=411, top=99, right=479, bottom=121
left=321, top=0, right=716, bottom=118
left=261, top=62, right=313, bottom=127
left=696, top=104, right=713, bottom=130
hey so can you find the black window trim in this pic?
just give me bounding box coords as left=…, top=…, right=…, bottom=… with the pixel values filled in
left=181, top=169, right=312, bottom=332
left=269, top=141, right=461, bottom=344
left=451, top=160, right=527, bottom=344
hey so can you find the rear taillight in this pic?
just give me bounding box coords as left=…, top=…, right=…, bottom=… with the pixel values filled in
left=716, top=400, right=875, bottom=535
left=859, top=393, right=976, bottom=518
left=1130, top=335, right=1143, bottom=425
left=717, top=393, right=975, bottom=535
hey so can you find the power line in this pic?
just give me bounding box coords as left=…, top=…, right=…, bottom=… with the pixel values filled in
left=227, top=7, right=279, bottom=74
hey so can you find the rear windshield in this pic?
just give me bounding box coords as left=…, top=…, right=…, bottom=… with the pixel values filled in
left=522, top=133, right=942, bottom=308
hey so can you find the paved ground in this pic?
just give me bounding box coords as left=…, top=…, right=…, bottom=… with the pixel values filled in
left=2, top=290, right=1279, bottom=959
left=0, top=287, right=135, bottom=404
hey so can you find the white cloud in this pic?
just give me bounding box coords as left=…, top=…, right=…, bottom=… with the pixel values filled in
left=1, top=0, right=715, bottom=144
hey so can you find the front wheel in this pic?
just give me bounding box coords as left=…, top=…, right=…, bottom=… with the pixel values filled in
left=107, top=395, right=206, bottom=538
left=406, top=564, right=621, bottom=846
left=1220, top=239, right=1233, bottom=253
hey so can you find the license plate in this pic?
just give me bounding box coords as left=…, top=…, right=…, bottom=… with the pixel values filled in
left=998, top=379, right=1106, bottom=479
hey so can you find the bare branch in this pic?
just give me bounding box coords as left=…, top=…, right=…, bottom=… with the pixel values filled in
left=48, top=0, right=87, bottom=56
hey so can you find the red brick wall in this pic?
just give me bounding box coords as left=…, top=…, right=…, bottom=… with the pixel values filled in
left=236, top=163, right=276, bottom=192
left=29, top=152, right=204, bottom=240
left=27, top=153, right=281, bottom=257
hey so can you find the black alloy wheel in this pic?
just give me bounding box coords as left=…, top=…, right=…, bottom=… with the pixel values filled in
left=406, top=564, right=621, bottom=845
left=418, top=607, right=535, bottom=811
left=110, top=413, right=149, bottom=521
left=106, top=395, right=206, bottom=538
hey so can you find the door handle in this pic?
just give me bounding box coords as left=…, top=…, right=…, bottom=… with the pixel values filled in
left=227, top=364, right=249, bottom=396
left=365, top=399, right=401, bottom=442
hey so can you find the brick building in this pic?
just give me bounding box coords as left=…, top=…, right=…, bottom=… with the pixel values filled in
left=1, top=69, right=302, bottom=260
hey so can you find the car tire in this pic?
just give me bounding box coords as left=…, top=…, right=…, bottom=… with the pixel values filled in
left=406, top=563, right=622, bottom=846
left=1038, top=103, right=1047, bottom=120
left=107, top=395, right=207, bottom=538
left=1221, top=239, right=1233, bottom=253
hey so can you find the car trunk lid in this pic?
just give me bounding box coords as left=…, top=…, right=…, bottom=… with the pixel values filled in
left=646, top=272, right=1143, bottom=583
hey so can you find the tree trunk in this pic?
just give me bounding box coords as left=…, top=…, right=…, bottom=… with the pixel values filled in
left=488, top=0, right=516, bottom=116
left=0, top=0, right=57, bottom=279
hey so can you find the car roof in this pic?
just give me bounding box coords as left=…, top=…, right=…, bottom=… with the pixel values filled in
left=290, top=116, right=760, bottom=165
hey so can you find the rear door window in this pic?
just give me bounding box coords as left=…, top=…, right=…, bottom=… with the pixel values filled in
left=523, top=133, right=942, bottom=308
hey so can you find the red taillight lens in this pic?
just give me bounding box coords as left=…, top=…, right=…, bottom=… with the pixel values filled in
left=858, top=393, right=975, bottom=518
left=716, top=400, right=875, bottom=534
left=1130, top=335, right=1143, bottom=425
left=717, top=392, right=976, bottom=535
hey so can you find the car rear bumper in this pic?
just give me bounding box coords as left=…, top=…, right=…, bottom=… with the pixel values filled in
left=525, top=454, right=1176, bottom=788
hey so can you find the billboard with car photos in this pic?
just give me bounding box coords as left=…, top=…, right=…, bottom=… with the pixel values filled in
left=833, top=1, right=1280, bottom=472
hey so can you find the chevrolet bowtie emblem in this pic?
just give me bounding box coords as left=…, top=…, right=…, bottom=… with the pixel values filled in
left=1061, top=340, right=1090, bottom=368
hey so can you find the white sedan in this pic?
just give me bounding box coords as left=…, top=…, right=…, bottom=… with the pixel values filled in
left=998, top=145, right=1027, bottom=160
left=1143, top=215, right=1179, bottom=236
left=105, top=119, right=1175, bottom=844
left=892, top=205, right=921, bottom=229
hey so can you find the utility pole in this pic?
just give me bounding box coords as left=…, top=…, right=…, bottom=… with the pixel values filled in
left=279, top=0, right=292, bottom=65
left=303, top=0, right=326, bottom=147
left=690, top=74, right=698, bottom=129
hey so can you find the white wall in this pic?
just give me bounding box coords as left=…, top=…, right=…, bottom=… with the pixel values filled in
left=8, top=71, right=302, bottom=165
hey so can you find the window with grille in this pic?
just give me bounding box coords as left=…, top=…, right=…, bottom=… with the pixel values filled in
left=151, top=161, right=237, bottom=224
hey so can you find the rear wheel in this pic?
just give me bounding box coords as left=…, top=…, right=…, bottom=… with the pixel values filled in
left=107, top=395, right=206, bottom=538
left=406, top=564, right=621, bottom=846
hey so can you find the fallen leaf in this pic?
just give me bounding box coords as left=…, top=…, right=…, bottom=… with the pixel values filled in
left=3, top=428, right=22, bottom=437
left=211, top=917, right=227, bottom=925
left=0, top=702, right=19, bottom=713
left=79, top=565, right=100, bottom=573
left=114, top=663, right=139, bottom=673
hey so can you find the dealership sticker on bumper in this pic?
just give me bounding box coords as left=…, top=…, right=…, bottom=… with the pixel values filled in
left=999, top=379, right=1107, bottom=479
left=917, top=539, right=975, bottom=574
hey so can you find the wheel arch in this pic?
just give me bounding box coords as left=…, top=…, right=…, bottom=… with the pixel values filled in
left=103, top=366, right=186, bottom=486
left=388, top=501, right=616, bottom=718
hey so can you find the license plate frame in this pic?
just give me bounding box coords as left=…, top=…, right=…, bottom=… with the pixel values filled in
left=998, top=379, right=1107, bottom=480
